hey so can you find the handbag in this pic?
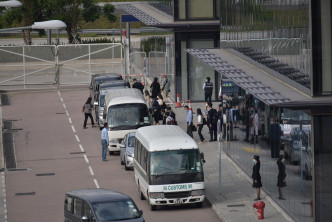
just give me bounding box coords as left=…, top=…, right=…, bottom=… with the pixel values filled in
left=191, top=124, right=197, bottom=132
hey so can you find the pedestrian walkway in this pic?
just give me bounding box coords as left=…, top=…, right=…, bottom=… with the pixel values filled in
left=171, top=102, right=294, bottom=222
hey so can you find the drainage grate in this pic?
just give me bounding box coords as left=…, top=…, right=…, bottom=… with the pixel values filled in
left=227, top=204, right=245, bottom=207
left=7, top=168, right=28, bottom=172
left=56, top=112, right=66, bottom=114
left=1, top=94, right=10, bottom=106
left=3, top=132, right=16, bottom=169
left=36, top=173, right=55, bottom=177
left=70, top=152, right=86, bottom=155
left=15, top=192, right=35, bottom=196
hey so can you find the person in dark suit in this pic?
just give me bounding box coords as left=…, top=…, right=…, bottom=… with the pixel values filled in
left=150, top=77, right=161, bottom=99
left=269, top=119, right=282, bottom=158
left=132, top=78, right=144, bottom=93
left=207, top=102, right=218, bottom=142
left=252, top=155, right=262, bottom=201
left=277, top=154, right=286, bottom=200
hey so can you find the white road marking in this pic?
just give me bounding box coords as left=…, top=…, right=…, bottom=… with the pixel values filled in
left=68, top=118, right=72, bottom=124
left=66, top=110, right=69, bottom=116
left=71, top=125, right=76, bottom=133
left=94, top=179, right=100, bottom=188
left=60, top=97, right=63, bottom=102
left=58, top=91, right=61, bottom=96
left=63, top=103, right=66, bottom=109
left=83, top=155, right=89, bottom=163
left=79, top=144, right=84, bottom=152
left=75, top=135, right=80, bottom=142
left=88, top=166, right=94, bottom=176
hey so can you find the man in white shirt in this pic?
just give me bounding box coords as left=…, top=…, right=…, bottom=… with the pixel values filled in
left=282, top=119, right=291, bottom=136
left=101, top=123, right=109, bottom=161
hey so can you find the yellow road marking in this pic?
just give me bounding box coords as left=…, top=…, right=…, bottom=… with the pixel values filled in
left=243, top=147, right=259, bottom=154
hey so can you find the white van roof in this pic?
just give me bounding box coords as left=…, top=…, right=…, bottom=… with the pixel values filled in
left=136, top=125, right=198, bottom=152
left=105, top=88, right=145, bottom=108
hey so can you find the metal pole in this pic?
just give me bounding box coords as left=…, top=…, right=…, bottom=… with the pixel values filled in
left=144, top=56, right=147, bottom=89
left=88, top=44, right=91, bottom=76
left=47, top=29, right=51, bottom=45
left=23, top=46, right=26, bottom=89
left=126, top=22, right=130, bottom=52
left=218, top=74, right=223, bottom=195
left=55, top=46, right=59, bottom=88
left=120, top=16, right=122, bottom=44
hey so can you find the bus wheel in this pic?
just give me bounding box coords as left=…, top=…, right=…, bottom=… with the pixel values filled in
left=196, top=202, right=203, bottom=208
left=138, top=183, right=145, bottom=200
left=148, top=195, right=156, bottom=211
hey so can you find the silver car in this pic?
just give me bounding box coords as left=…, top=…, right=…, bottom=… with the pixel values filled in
left=120, top=132, right=136, bottom=170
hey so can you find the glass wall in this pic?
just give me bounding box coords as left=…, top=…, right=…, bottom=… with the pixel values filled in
left=314, top=116, right=332, bottom=222
left=220, top=0, right=311, bottom=93
left=175, top=32, right=219, bottom=101
left=220, top=86, right=313, bottom=222
left=174, top=0, right=219, bottom=20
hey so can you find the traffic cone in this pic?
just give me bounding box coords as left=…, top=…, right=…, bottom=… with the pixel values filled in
left=176, top=93, right=181, bottom=107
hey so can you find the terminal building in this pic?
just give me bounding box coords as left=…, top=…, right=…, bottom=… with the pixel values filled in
left=115, top=1, right=332, bottom=221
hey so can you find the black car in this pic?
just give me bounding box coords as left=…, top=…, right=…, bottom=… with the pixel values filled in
left=65, top=188, right=144, bottom=222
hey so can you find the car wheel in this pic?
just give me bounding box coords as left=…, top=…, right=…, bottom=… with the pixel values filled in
left=120, top=156, right=124, bottom=165
left=149, top=196, right=156, bottom=211
left=99, top=127, right=103, bottom=130
left=125, top=164, right=129, bottom=171
left=138, top=183, right=145, bottom=200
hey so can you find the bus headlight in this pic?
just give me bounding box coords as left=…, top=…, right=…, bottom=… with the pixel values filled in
left=191, top=189, right=205, bottom=196
left=149, top=192, right=164, bottom=199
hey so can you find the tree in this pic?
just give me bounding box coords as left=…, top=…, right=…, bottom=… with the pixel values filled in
left=103, top=4, right=117, bottom=23
left=44, top=0, right=103, bottom=44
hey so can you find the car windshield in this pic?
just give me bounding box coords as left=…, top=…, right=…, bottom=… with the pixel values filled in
left=107, top=104, right=149, bottom=130
left=128, top=136, right=135, bottom=147
left=150, top=150, right=202, bottom=176
left=92, top=200, right=140, bottom=221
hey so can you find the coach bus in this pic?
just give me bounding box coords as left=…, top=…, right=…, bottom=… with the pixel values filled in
left=134, top=125, right=206, bottom=211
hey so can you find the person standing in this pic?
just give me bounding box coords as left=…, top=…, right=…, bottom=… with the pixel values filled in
left=166, top=107, right=176, bottom=125
left=269, top=119, right=282, bottom=158
left=195, top=108, right=205, bottom=144
left=184, top=106, right=193, bottom=138
left=132, top=78, right=144, bottom=93
left=144, top=90, right=152, bottom=109
left=83, top=96, right=95, bottom=129
left=252, top=155, right=262, bottom=201
left=277, top=154, right=286, bottom=200
left=203, top=77, right=213, bottom=103
left=101, top=122, right=109, bottom=161
left=251, top=110, right=259, bottom=144
left=161, top=75, right=170, bottom=101
left=150, top=77, right=161, bottom=99
left=207, top=102, right=218, bottom=142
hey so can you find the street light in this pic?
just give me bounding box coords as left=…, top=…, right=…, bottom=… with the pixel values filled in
left=32, top=20, right=67, bottom=45
left=0, top=0, right=22, bottom=8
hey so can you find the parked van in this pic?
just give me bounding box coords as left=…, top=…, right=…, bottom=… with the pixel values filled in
left=134, top=125, right=206, bottom=211
left=89, top=73, right=122, bottom=100
left=104, top=88, right=150, bottom=154
left=64, top=188, right=144, bottom=222
left=94, top=80, right=130, bottom=129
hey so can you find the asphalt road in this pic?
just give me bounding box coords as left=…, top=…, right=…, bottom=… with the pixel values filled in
left=2, top=88, right=220, bottom=222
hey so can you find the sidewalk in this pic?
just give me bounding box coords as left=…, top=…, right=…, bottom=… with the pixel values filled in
left=171, top=102, right=294, bottom=222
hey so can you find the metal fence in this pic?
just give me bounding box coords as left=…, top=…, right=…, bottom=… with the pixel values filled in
left=0, top=43, right=123, bottom=90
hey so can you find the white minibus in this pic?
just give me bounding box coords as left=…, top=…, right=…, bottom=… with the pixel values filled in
left=104, top=88, right=150, bottom=154
left=134, top=125, right=206, bottom=211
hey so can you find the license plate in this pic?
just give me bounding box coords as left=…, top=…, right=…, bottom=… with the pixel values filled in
left=174, top=199, right=182, bottom=204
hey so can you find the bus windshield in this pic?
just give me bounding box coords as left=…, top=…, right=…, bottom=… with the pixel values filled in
left=107, top=104, right=150, bottom=130
left=150, top=150, right=202, bottom=176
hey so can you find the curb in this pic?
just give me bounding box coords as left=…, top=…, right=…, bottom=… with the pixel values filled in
left=205, top=197, right=229, bottom=222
